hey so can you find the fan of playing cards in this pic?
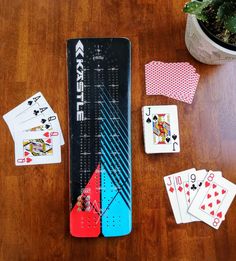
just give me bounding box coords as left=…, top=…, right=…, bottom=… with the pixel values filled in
left=145, top=61, right=200, bottom=104
left=164, top=169, right=236, bottom=229
left=3, top=92, right=64, bottom=166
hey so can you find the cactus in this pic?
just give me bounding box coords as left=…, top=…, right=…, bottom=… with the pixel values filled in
left=183, top=0, right=236, bottom=45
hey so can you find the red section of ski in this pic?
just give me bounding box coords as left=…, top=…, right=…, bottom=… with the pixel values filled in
left=70, top=164, right=101, bottom=237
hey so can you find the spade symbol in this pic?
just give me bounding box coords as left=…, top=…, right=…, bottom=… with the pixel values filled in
left=41, top=119, right=46, bottom=124
left=166, top=137, right=170, bottom=143
left=28, top=100, right=33, bottom=105
left=33, top=110, right=39, bottom=116
left=199, top=182, right=202, bottom=187
left=153, top=115, right=158, bottom=121
left=45, top=124, right=50, bottom=129
left=172, top=134, right=177, bottom=140
left=146, top=118, right=151, bottom=123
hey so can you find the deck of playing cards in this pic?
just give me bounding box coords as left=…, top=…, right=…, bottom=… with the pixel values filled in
left=142, top=105, right=180, bottom=154
left=145, top=61, right=200, bottom=104
left=164, top=169, right=236, bottom=229
left=3, top=92, right=64, bottom=166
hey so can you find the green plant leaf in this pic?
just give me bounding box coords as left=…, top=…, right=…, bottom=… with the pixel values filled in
left=225, top=15, right=236, bottom=33
left=183, top=0, right=212, bottom=21
left=217, top=2, right=235, bottom=21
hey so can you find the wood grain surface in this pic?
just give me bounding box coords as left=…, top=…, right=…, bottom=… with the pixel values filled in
left=1, top=0, right=236, bottom=260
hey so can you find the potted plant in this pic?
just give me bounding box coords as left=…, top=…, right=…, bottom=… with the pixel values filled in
left=183, top=0, right=236, bottom=64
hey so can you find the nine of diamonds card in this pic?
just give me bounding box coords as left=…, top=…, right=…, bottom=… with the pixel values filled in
left=142, top=105, right=180, bottom=153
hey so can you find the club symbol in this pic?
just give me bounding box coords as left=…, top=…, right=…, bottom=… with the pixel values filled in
left=172, top=134, right=177, bottom=140
left=166, top=137, right=170, bottom=143
left=41, top=119, right=46, bottom=124
left=33, top=110, right=39, bottom=116
left=191, top=184, right=197, bottom=191
left=145, top=107, right=151, bottom=116
left=153, top=115, right=158, bottom=121
left=28, top=100, right=33, bottom=105
left=146, top=118, right=151, bottom=123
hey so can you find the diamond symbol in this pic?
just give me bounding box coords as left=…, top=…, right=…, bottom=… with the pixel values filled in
left=178, top=186, right=183, bottom=192
left=185, top=183, right=189, bottom=188
left=169, top=187, right=174, bottom=193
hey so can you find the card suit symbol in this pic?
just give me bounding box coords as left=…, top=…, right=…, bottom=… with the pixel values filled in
left=33, top=110, right=39, bottom=116
left=215, top=191, right=219, bottom=197
left=205, top=181, right=210, bottom=187
left=169, top=187, right=174, bottom=193
left=191, top=184, right=197, bottom=191
left=24, top=152, right=29, bottom=157
left=207, top=194, right=212, bottom=199
left=26, top=158, right=32, bottom=163
left=216, top=199, right=221, bottom=205
left=178, top=186, right=183, bottom=192
left=44, top=132, right=49, bottom=137
left=46, top=139, right=51, bottom=143
left=208, top=202, right=213, bottom=208
left=146, top=118, right=151, bottom=123
left=201, top=205, right=205, bottom=210
left=153, top=115, right=158, bottom=121
left=213, top=184, right=217, bottom=189
left=45, top=124, right=50, bottom=129
left=166, top=137, right=170, bottom=143
left=199, top=182, right=202, bottom=187
left=217, top=212, right=222, bottom=218
left=41, top=119, right=46, bottom=124
left=210, top=210, right=214, bottom=216
left=28, top=100, right=33, bottom=105
left=187, top=191, right=190, bottom=196
left=185, top=183, right=189, bottom=188
left=222, top=189, right=226, bottom=194
left=172, top=134, right=177, bottom=140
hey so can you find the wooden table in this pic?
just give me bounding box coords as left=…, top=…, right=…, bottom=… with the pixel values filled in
left=1, top=1, right=236, bottom=260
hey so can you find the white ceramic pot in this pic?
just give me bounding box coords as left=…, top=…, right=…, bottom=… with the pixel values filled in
left=185, top=14, right=236, bottom=65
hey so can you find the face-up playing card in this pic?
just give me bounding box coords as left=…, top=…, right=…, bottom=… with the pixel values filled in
left=164, top=175, right=182, bottom=224
left=142, top=105, right=180, bottom=154
left=13, top=113, right=64, bottom=146
left=172, top=168, right=196, bottom=223
left=15, top=130, right=61, bottom=166
left=3, top=92, right=54, bottom=138
left=188, top=171, right=236, bottom=229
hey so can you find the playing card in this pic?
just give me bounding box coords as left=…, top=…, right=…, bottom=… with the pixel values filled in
left=142, top=105, right=180, bottom=153
left=15, top=130, right=61, bottom=166
left=188, top=171, right=236, bottom=229
left=164, top=175, right=182, bottom=224
left=3, top=92, right=54, bottom=138
left=172, top=168, right=196, bottom=223
left=13, top=113, right=64, bottom=146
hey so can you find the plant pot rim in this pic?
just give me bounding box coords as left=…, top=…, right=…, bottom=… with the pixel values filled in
left=189, top=14, right=236, bottom=55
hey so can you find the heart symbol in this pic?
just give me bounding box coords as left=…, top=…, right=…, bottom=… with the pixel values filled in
left=207, top=194, right=211, bottom=199
left=44, top=132, right=49, bottom=137
left=41, top=119, right=46, bottom=124
left=214, top=191, right=219, bottom=197
left=28, top=100, right=33, bottom=105
left=166, top=137, right=170, bottom=143
left=208, top=203, right=213, bottom=208
left=205, top=181, right=210, bottom=187
left=26, top=158, right=32, bottom=163
left=46, top=139, right=51, bottom=143
left=217, top=212, right=222, bottom=218
left=216, top=199, right=221, bottom=205
left=222, top=189, right=226, bottom=194
left=201, top=205, right=205, bottom=210
left=210, top=210, right=214, bottom=216
left=213, top=184, right=217, bottom=189
left=172, top=134, right=177, bottom=140
left=24, top=152, right=29, bottom=156
left=146, top=118, right=151, bottom=123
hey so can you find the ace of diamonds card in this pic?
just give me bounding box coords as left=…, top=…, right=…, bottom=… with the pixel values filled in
left=142, top=105, right=180, bottom=153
